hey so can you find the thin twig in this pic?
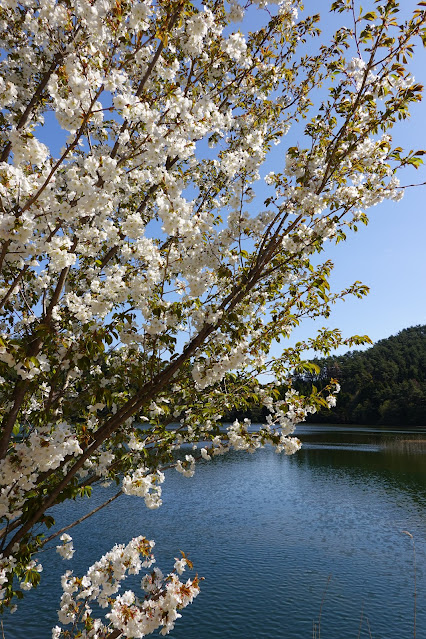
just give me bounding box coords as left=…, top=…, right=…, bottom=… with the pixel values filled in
left=402, top=531, right=417, bottom=639
left=357, top=603, right=364, bottom=639
left=351, top=0, right=361, bottom=57
left=318, top=574, right=332, bottom=639
left=398, top=181, right=426, bottom=189
left=366, top=616, right=373, bottom=639
left=43, top=490, right=123, bottom=545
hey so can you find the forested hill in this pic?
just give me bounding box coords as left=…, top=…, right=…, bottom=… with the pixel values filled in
left=294, top=325, right=426, bottom=426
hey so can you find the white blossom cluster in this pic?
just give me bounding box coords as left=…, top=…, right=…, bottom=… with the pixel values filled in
left=0, top=423, right=82, bottom=521
left=56, top=534, right=75, bottom=561
left=53, top=536, right=199, bottom=638
left=175, top=454, right=196, bottom=478
left=122, top=467, right=165, bottom=509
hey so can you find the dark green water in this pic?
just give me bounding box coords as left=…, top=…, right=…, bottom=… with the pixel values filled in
left=6, top=425, right=426, bottom=639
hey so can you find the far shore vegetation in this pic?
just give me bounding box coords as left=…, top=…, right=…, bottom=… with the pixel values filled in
left=224, top=325, right=426, bottom=427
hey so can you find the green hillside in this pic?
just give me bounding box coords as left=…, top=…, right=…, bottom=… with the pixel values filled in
left=294, top=325, right=426, bottom=426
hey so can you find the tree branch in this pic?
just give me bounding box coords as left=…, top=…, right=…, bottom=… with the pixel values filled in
left=43, top=490, right=123, bottom=546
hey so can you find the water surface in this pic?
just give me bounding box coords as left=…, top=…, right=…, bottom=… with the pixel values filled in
left=6, top=425, right=426, bottom=639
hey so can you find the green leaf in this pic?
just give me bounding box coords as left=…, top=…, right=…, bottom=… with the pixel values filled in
left=362, top=11, right=377, bottom=20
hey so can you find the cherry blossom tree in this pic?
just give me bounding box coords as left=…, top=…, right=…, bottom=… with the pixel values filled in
left=0, top=0, right=425, bottom=636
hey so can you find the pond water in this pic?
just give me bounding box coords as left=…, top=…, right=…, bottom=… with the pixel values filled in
left=6, top=425, right=426, bottom=639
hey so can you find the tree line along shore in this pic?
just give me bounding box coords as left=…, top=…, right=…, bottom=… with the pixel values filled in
left=224, top=326, right=426, bottom=426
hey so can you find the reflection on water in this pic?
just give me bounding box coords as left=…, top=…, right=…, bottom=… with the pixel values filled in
left=6, top=425, right=426, bottom=639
